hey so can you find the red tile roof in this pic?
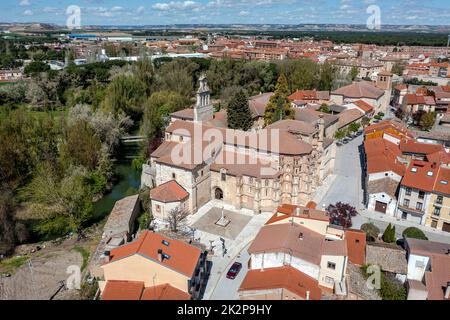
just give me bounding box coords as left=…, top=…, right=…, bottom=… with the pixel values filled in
left=401, top=161, right=440, bottom=193
left=288, top=90, right=329, bottom=102
left=364, top=138, right=405, bottom=176
left=404, top=94, right=436, bottom=105
left=107, top=231, right=202, bottom=278
left=150, top=180, right=189, bottom=203
left=102, top=281, right=190, bottom=300
left=332, top=81, right=384, bottom=100
left=399, top=140, right=444, bottom=155
left=353, top=100, right=374, bottom=113
left=102, top=280, right=145, bottom=300
left=239, top=266, right=322, bottom=300
left=266, top=204, right=330, bottom=225
left=141, top=284, right=191, bottom=300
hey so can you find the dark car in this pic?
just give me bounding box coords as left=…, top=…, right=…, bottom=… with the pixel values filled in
left=226, top=262, right=242, bottom=279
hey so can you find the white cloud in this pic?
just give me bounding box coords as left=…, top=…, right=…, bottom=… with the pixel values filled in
left=23, top=9, right=33, bottom=16
left=239, top=10, right=250, bottom=16
left=152, top=1, right=200, bottom=11
left=19, top=0, right=30, bottom=6
left=137, top=6, right=145, bottom=14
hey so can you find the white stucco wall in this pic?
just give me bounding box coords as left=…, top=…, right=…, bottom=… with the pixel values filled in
left=407, top=253, right=430, bottom=281
left=250, top=252, right=320, bottom=280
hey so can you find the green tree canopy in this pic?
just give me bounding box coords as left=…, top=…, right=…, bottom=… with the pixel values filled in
left=382, top=223, right=396, bottom=243
left=263, top=74, right=294, bottom=125
left=402, top=227, right=428, bottom=240
left=227, top=90, right=253, bottom=131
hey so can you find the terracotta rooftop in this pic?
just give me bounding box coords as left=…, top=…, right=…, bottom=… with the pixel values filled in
left=102, top=281, right=190, bottom=300
left=399, top=140, right=444, bottom=155
left=353, top=100, right=374, bottom=113
left=106, top=231, right=202, bottom=278
left=404, top=94, right=436, bottom=106
left=266, top=204, right=330, bottom=225
left=338, top=108, right=364, bottom=129
left=287, top=90, right=330, bottom=102
left=332, top=81, right=384, bottom=100
left=401, top=161, right=449, bottom=194
left=102, top=280, right=145, bottom=300
left=150, top=180, right=189, bottom=203
left=248, top=92, right=274, bottom=118
left=248, top=222, right=346, bottom=265
left=266, top=119, right=318, bottom=136
left=239, top=266, right=322, bottom=300
left=170, top=108, right=194, bottom=120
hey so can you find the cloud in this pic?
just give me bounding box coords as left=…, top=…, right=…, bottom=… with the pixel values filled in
left=23, top=9, right=33, bottom=16
left=239, top=10, right=250, bottom=16
left=137, top=6, right=145, bottom=14
left=19, top=0, right=30, bottom=6
left=152, top=1, right=199, bottom=11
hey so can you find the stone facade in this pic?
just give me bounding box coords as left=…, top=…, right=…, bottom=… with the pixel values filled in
left=142, top=77, right=336, bottom=214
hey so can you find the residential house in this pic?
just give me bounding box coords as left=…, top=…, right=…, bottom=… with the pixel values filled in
left=405, top=238, right=450, bottom=300
left=150, top=180, right=190, bottom=221
left=99, top=230, right=208, bottom=300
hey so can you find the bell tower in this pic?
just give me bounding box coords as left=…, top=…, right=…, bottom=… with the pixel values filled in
left=194, top=74, right=213, bottom=122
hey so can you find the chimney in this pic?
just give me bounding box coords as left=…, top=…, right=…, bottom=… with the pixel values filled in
left=295, top=207, right=301, bottom=216
left=306, top=290, right=310, bottom=300
left=157, top=249, right=163, bottom=262
left=445, top=282, right=450, bottom=299
left=103, top=251, right=111, bottom=263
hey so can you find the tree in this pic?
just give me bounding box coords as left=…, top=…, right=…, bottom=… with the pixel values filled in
left=326, top=202, right=358, bottom=228
left=101, top=74, right=147, bottom=119
left=391, top=63, right=405, bottom=76
left=419, top=112, right=436, bottom=131
left=227, top=90, right=253, bottom=131
left=402, top=227, right=428, bottom=240
left=24, top=61, right=50, bottom=76
left=318, top=103, right=331, bottom=114
left=361, top=223, right=380, bottom=242
left=20, top=165, right=94, bottom=238
left=349, top=122, right=361, bottom=133
left=334, top=129, right=346, bottom=140
left=382, top=223, right=396, bottom=243
left=0, top=185, right=28, bottom=255
left=350, top=66, right=359, bottom=80
left=263, top=74, right=294, bottom=125
left=164, top=207, right=189, bottom=233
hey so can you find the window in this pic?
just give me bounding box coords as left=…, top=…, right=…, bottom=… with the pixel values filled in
left=431, top=220, right=438, bottom=228
left=426, top=171, right=433, bottom=177
left=416, top=202, right=423, bottom=211
left=221, top=172, right=226, bottom=181
left=156, top=205, right=161, bottom=213
left=418, top=191, right=425, bottom=199
left=403, top=199, right=410, bottom=207
left=162, top=253, right=171, bottom=260
left=405, top=187, right=412, bottom=196
left=172, top=173, right=176, bottom=179
left=200, top=170, right=203, bottom=177
left=411, top=167, right=417, bottom=173
left=325, top=276, right=334, bottom=284
left=179, top=136, right=184, bottom=142
left=436, top=195, right=443, bottom=205
left=433, top=207, right=441, bottom=217
left=162, top=240, right=170, bottom=246
left=355, top=239, right=360, bottom=244
left=327, top=262, right=336, bottom=270
left=265, top=180, right=269, bottom=187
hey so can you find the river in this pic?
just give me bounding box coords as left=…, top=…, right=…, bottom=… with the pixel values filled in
left=92, top=141, right=142, bottom=221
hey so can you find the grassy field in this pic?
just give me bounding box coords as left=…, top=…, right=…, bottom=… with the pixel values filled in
left=73, top=245, right=90, bottom=272
left=0, top=256, right=30, bottom=274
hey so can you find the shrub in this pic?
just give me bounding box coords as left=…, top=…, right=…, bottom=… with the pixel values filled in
left=361, top=223, right=380, bottom=242
left=402, top=227, right=428, bottom=240
left=382, top=223, right=396, bottom=243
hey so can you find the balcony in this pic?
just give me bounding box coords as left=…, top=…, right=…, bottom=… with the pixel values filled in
left=398, top=204, right=425, bottom=215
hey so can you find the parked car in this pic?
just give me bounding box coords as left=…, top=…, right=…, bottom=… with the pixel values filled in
left=226, top=262, right=242, bottom=279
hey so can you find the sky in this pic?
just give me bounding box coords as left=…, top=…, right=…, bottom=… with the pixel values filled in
left=1, top=0, right=450, bottom=26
